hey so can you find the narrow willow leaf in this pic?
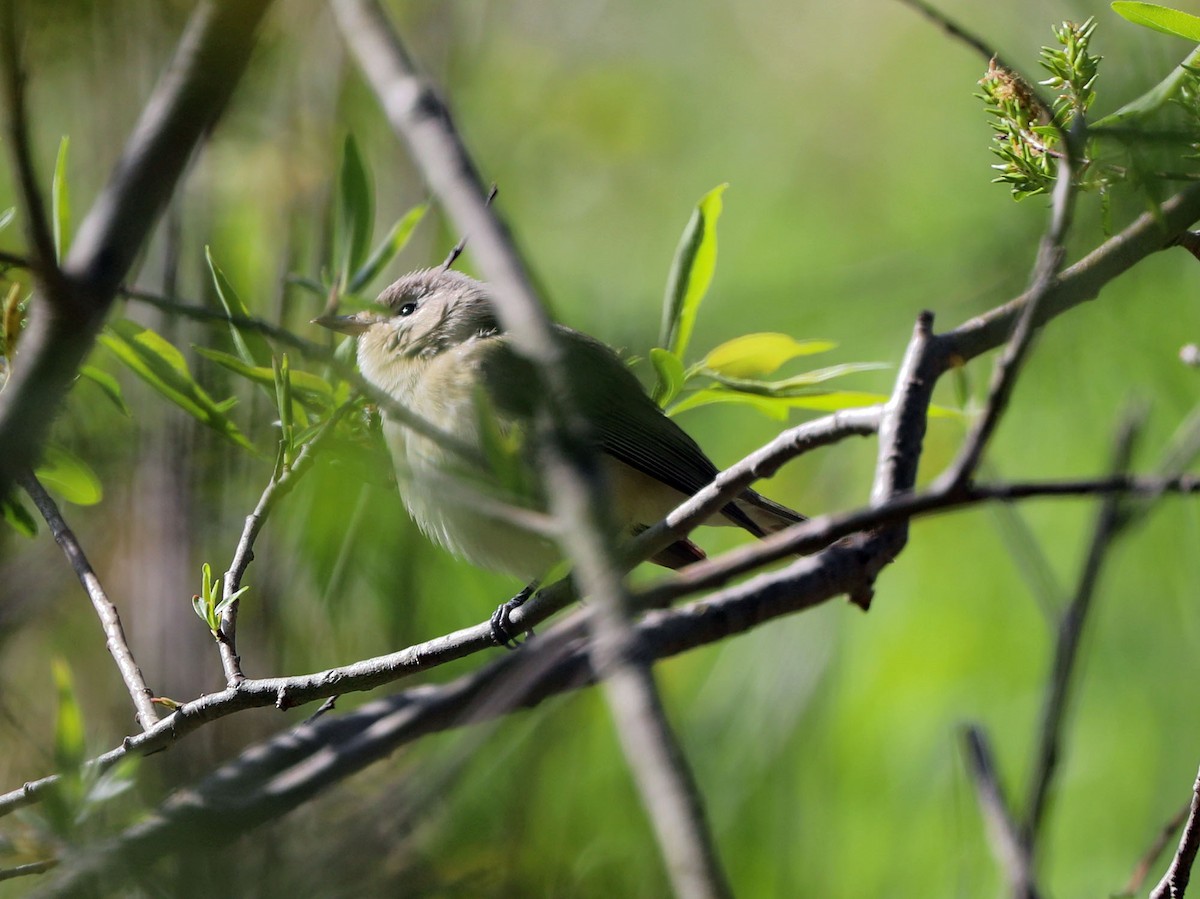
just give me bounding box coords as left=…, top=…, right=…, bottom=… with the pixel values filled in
left=52, top=659, right=86, bottom=773
left=336, top=134, right=374, bottom=288
left=660, top=184, right=727, bottom=359
left=79, top=366, right=131, bottom=416
left=702, top=333, right=837, bottom=379
left=194, top=346, right=333, bottom=409
left=1092, top=43, right=1200, bottom=128
left=1111, top=2, right=1200, bottom=40
left=1, top=494, right=37, bottom=537
left=206, top=247, right=274, bottom=368
left=703, top=361, right=890, bottom=396
left=650, top=347, right=685, bottom=407
left=669, top=387, right=896, bottom=418
left=287, top=274, right=329, bottom=299
left=273, top=354, right=295, bottom=461
left=99, top=321, right=256, bottom=452
left=36, top=446, right=103, bottom=506
left=52, top=137, right=70, bottom=262
left=348, top=203, right=428, bottom=294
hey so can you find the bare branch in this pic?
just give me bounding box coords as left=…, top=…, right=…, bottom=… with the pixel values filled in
left=17, top=473, right=158, bottom=732
left=0, top=0, right=273, bottom=500
left=334, top=3, right=732, bottom=893
left=938, top=130, right=1078, bottom=491
left=0, top=1, right=60, bottom=285
left=894, top=0, right=1056, bottom=123
left=962, top=726, right=1041, bottom=899
left=0, top=858, right=56, bottom=883
left=1152, top=767, right=1200, bottom=899
left=1022, top=410, right=1142, bottom=848
left=941, top=182, right=1200, bottom=365
left=1123, top=800, right=1192, bottom=897
left=217, top=405, right=352, bottom=684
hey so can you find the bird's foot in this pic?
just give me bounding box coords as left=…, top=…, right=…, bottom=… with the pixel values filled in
left=490, top=581, right=538, bottom=649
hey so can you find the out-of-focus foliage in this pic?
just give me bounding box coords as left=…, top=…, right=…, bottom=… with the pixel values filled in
left=1, top=2, right=1200, bottom=897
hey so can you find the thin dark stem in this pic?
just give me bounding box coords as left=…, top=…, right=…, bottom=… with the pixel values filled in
left=0, top=858, right=56, bottom=883
left=962, top=726, right=1041, bottom=899
left=1022, top=411, right=1141, bottom=850
left=334, top=4, right=732, bottom=893
left=893, top=0, right=1055, bottom=120
left=18, top=473, right=159, bottom=731
left=0, top=1, right=60, bottom=287
left=1, top=468, right=1198, bottom=826
left=217, top=405, right=351, bottom=684
left=1152, top=767, right=1200, bottom=899
left=938, top=131, right=1078, bottom=492
left=0, top=0, right=274, bottom=501
left=1124, top=799, right=1193, bottom=897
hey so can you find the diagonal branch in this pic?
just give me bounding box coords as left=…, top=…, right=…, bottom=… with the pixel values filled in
left=1022, top=409, right=1142, bottom=849
left=18, top=474, right=158, bottom=732
left=937, top=127, right=1079, bottom=491
left=0, top=1, right=60, bottom=287
left=216, top=406, right=351, bottom=685
left=1152, top=767, right=1200, bottom=899
left=0, top=0, right=273, bottom=501
left=963, top=726, right=1041, bottom=899
left=334, top=3, right=732, bottom=894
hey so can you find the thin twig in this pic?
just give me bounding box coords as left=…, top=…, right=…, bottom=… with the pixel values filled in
left=1123, top=799, right=1193, bottom=897
left=335, top=4, right=732, bottom=894
left=0, top=0, right=274, bottom=501
left=937, top=125, right=1079, bottom=491
left=0, top=858, right=56, bottom=883
left=1022, top=410, right=1142, bottom=850
left=2, top=468, right=1199, bottom=825
left=894, top=0, right=1056, bottom=124
left=962, top=726, right=1041, bottom=899
left=1152, top=766, right=1200, bottom=899
left=217, top=404, right=352, bottom=684
left=0, top=2, right=60, bottom=287
left=17, top=473, right=159, bottom=731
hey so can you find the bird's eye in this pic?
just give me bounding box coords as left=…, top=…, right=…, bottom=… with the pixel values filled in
left=398, top=301, right=418, bottom=317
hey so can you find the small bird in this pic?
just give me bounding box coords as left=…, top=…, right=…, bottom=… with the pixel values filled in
left=315, top=268, right=803, bottom=641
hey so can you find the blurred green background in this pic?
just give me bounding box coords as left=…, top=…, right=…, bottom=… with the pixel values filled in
left=3, top=0, right=1200, bottom=895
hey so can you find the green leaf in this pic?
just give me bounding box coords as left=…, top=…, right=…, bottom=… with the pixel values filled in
left=1092, top=44, right=1200, bottom=128
left=99, top=320, right=256, bottom=452
left=650, top=347, right=685, bottom=407
left=52, top=137, right=70, bottom=262
left=1, top=493, right=37, bottom=537
left=660, top=184, right=727, bottom=360
left=1111, top=2, right=1200, bottom=40
left=669, top=387, right=892, bottom=418
left=35, top=446, right=102, bottom=506
left=78, top=365, right=131, bottom=416
left=194, top=346, right=333, bottom=408
left=348, top=203, right=428, bottom=294
left=287, top=274, right=329, bottom=299
left=51, top=659, right=86, bottom=773
left=702, top=333, right=837, bottom=379
left=206, top=247, right=274, bottom=369
left=336, top=135, right=374, bottom=289
left=703, top=361, right=890, bottom=396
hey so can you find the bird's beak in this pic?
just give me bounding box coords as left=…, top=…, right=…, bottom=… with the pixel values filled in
left=311, top=312, right=372, bottom=336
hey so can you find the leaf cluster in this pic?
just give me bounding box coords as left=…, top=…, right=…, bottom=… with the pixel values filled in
left=650, top=185, right=887, bottom=420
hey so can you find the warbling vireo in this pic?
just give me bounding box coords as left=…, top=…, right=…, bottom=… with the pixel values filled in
left=316, top=267, right=803, bottom=640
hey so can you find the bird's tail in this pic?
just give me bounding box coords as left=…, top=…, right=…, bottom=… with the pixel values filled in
left=727, top=489, right=805, bottom=538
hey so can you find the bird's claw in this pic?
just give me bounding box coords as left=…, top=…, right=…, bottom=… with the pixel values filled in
left=490, top=581, right=538, bottom=649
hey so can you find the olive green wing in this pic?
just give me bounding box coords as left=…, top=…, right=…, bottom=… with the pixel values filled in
left=481, top=327, right=765, bottom=534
